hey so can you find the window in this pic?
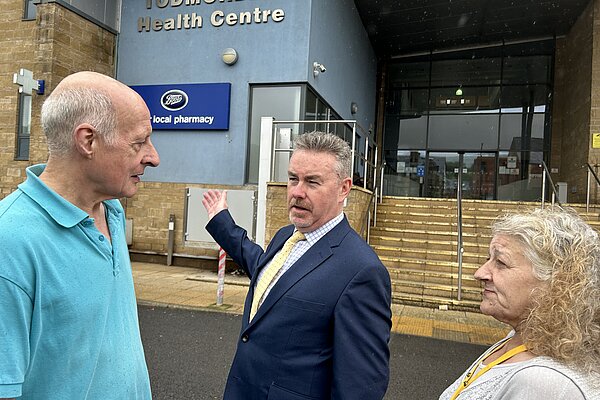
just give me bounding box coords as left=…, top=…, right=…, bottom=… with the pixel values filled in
left=69, top=0, right=121, bottom=31
left=248, top=85, right=367, bottom=185
left=15, top=93, right=31, bottom=160
left=28, top=0, right=121, bottom=31
left=23, top=0, right=36, bottom=20
left=247, top=86, right=302, bottom=184
left=383, top=39, right=554, bottom=200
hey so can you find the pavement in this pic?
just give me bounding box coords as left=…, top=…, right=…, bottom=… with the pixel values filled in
left=132, top=261, right=510, bottom=346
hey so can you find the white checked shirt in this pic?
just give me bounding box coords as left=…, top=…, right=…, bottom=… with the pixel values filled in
left=254, top=213, right=345, bottom=306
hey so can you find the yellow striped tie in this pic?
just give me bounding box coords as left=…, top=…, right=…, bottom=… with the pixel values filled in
left=250, top=230, right=306, bottom=321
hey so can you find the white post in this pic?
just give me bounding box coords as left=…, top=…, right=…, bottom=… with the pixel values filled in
left=255, top=117, right=274, bottom=248
left=587, top=168, right=591, bottom=213
left=216, top=247, right=226, bottom=306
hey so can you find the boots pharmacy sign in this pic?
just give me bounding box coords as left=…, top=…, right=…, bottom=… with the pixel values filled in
left=139, top=0, right=285, bottom=32
left=131, top=83, right=231, bottom=130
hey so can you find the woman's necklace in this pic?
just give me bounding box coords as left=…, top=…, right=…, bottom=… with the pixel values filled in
left=449, top=337, right=528, bottom=400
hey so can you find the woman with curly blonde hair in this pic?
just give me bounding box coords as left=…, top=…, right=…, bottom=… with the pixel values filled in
left=439, top=207, right=600, bottom=400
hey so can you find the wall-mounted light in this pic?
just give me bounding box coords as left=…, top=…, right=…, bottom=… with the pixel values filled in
left=455, top=86, right=463, bottom=96
left=313, top=62, right=326, bottom=77
left=222, top=48, right=238, bottom=65
left=351, top=102, right=358, bottom=115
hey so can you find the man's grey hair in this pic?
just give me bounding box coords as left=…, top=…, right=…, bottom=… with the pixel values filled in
left=41, top=87, right=117, bottom=156
left=293, top=131, right=352, bottom=180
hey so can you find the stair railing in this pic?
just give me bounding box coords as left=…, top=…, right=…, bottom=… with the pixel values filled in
left=540, top=161, right=561, bottom=209
left=456, top=159, right=464, bottom=302
left=585, top=163, right=600, bottom=212
left=378, top=161, right=385, bottom=205
left=362, top=189, right=377, bottom=243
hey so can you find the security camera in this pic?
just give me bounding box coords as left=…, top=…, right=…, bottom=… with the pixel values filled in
left=313, top=62, right=327, bottom=77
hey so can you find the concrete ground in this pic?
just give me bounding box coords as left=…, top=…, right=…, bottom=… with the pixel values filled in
left=132, top=261, right=509, bottom=346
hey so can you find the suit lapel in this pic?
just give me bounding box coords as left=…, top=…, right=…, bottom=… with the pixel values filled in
left=245, top=217, right=352, bottom=327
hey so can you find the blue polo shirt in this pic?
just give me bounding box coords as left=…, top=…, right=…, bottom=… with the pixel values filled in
left=0, top=164, right=151, bottom=399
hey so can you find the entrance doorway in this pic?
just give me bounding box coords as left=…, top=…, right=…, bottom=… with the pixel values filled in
left=382, top=40, right=553, bottom=201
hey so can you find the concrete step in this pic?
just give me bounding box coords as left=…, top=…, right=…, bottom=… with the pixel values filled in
left=392, top=292, right=481, bottom=312
left=373, top=197, right=600, bottom=312
left=374, top=219, right=497, bottom=237
left=387, top=266, right=480, bottom=288
left=370, top=237, right=456, bottom=252
left=374, top=245, right=487, bottom=265
left=370, top=226, right=492, bottom=244
left=379, top=197, right=457, bottom=209
left=376, top=218, right=458, bottom=232
left=380, top=255, right=479, bottom=274
left=369, top=235, right=488, bottom=252
left=392, top=279, right=482, bottom=303
left=377, top=208, right=456, bottom=222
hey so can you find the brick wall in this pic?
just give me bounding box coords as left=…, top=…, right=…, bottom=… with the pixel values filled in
left=346, top=186, right=374, bottom=237
left=128, top=181, right=374, bottom=264
left=589, top=0, right=600, bottom=202
left=0, top=1, right=37, bottom=197
left=124, top=182, right=251, bottom=261
left=552, top=0, right=597, bottom=204
left=265, top=184, right=289, bottom=246
left=0, top=1, right=116, bottom=199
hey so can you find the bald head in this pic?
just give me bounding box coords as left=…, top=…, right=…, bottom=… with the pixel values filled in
left=54, top=71, right=125, bottom=91
left=41, top=71, right=149, bottom=157
left=53, top=71, right=142, bottom=106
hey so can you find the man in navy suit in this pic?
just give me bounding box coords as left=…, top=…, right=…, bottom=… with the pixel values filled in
left=203, top=131, right=391, bottom=400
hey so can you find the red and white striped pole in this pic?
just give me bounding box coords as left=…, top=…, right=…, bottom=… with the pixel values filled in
left=216, top=247, right=226, bottom=306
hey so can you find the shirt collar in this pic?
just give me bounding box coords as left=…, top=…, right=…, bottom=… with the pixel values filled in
left=18, top=164, right=89, bottom=228
left=302, top=212, right=345, bottom=245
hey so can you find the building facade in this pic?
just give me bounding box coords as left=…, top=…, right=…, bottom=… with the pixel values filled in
left=2, top=0, right=600, bottom=267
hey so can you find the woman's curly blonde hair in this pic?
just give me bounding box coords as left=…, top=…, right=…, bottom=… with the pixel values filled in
left=492, top=207, right=600, bottom=376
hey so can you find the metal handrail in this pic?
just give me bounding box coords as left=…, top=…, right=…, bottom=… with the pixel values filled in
left=540, top=161, right=561, bottom=209
left=379, top=162, right=385, bottom=204
left=269, top=120, right=377, bottom=191
left=456, top=156, right=464, bottom=302
left=585, top=163, right=600, bottom=212
left=361, top=189, right=377, bottom=242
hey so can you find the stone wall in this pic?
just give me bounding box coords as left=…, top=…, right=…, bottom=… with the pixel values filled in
left=128, top=182, right=374, bottom=266
left=124, top=182, right=252, bottom=264
left=0, top=1, right=39, bottom=197
left=589, top=0, right=600, bottom=202
left=552, top=0, right=595, bottom=203
left=0, top=1, right=116, bottom=199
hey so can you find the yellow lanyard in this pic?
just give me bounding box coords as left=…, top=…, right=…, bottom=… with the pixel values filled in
left=450, top=339, right=528, bottom=400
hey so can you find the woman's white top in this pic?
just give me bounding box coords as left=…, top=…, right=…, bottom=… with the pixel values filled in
left=439, top=332, right=599, bottom=400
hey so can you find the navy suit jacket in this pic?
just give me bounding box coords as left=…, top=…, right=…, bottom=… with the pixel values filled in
left=206, top=210, right=392, bottom=400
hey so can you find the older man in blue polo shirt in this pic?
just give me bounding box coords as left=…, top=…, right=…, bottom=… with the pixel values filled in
left=0, top=71, right=160, bottom=399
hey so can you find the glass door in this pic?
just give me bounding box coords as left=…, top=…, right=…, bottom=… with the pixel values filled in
left=463, top=152, right=496, bottom=200
left=383, top=150, right=427, bottom=196
left=426, top=152, right=497, bottom=199
left=427, top=152, right=459, bottom=198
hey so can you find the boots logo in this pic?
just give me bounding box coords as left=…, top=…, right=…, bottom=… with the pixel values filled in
left=160, top=89, right=188, bottom=111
